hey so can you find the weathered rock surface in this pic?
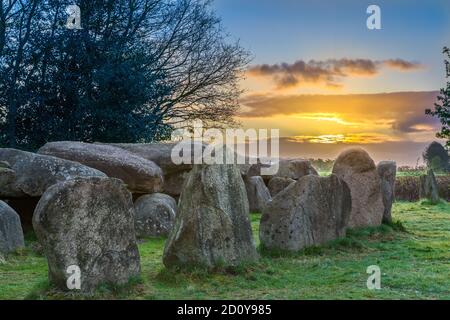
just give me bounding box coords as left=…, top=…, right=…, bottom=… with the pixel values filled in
left=0, top=201, right=25, bottom=254
left=38, top=142, right=163, bottom=194
left=163, top=163, right=258, bottom=269
left=0, top=148, right=107, bottom=198
left=134, top=193, right=177, bottom=237
left=275, top=159, right=319, bottom=179
left=246, top=159, right=318, bottom=183
left=332, top=148, right=384, bottom=228
left=420, top=169, right=440, bottom=204
left=0, top=161, right=16, bottom=197
left=377, top=161, right=397, bottom=223
left=267, top=177, right=296, bottom=197
left=33, top=177, right=141, bottom=293
left=110, top=142, right=204, bottom=196
left=244, top=176, right=271, bottom=213
left=260, top=174, right=351, bottom=252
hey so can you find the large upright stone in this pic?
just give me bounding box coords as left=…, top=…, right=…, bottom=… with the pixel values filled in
left=0, top=201, right=25, bottom=254
left=377, top=161, right=397, bottom=223
left=332, top=148, right=384, bottom=228
left=244, top=176, right=272, bottom=213
left=38, top=142, right=163, bottom=194
left=163, top=163, right=258, bottom=269
left=267, top=177, right=296, bottom=197
left=0, top=148, right=106, bottom=198
left=33, top=177, right=141, bottom=293
left=134, top=193, right=177, bottom=238
left=420, top=169, right=440, bottom=204
left=260, top=174, right=351, bottom=252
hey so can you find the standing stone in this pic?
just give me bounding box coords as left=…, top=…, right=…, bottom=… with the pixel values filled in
left=420, top=169, right=440, bottom=204
left=33, top=177, right=141, bottom=293
left=244, top=176, right=272, bottom=213
left=134, top=193, right=177, bottom=238
left=332, top=148, right=384, bottom=228
left=377, top=161, right=397, bottom=223
left=0, top=201, right=25, bottom=254
left=267, top=177, right=296, bottom=197
left=163, top=163, right=258, bottom=269
left=260, top=174, right=351, bottom=252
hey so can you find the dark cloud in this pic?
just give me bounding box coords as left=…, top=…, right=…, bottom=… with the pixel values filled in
left=392, top=112, right=440, bottom=133
left=247, top=58, right=423, bottom=88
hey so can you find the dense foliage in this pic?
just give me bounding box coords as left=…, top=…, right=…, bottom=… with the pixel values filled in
left=0, top=0, right=249, bottom=150
left=426, top=47, right=450, bottom=148
left=423, top=141, right=449, bottom=172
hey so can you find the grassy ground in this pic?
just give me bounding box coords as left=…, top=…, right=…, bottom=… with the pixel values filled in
left=0, top=201, right=449, bottom=300
left=318, top=170, right=449, bottom=177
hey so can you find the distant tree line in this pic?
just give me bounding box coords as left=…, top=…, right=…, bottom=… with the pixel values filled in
left=0, top=0, right=249, bottom=150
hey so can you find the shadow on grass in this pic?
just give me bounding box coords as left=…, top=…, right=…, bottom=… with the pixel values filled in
left=26, top=276, right=144, bottom=300
left=259, top=220, right=408, bottom=259
left=155, top=260, right=259, bottom=287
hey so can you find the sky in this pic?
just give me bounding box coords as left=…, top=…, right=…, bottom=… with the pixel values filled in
left=213, top=0, right=450, bottom=165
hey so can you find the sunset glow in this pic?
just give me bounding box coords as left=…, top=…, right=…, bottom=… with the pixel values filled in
left=215, top=0, right=450, bottom=164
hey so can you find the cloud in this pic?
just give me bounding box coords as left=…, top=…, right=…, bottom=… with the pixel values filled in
left=247, top=58, right=423, bottom=89
left=392, top=112, right=439, bottom=133
left=287, top=133, right=400, bottom=144
left=240, top=91, right=438, bottom=118
left=382, top=59, right=423, bottom=71
left=238, top=91, right=441, bottom=143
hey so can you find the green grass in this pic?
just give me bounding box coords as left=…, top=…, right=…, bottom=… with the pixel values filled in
left=1, top=201, right=449, bottom=300
left=318, top=170, right=449, bottom=177
left=396, top=171, right=449, bottom=177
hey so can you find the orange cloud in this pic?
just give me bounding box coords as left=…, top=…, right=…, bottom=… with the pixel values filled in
left=239, top=91, right=438, bottom=124
left=237, top=91, right=441, bottom=148
left=287, top=133, right=401, bottom=144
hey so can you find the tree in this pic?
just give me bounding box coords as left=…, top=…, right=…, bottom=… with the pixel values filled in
left=0, top=0, right=249, bottom=150
left=426, top=47, right=450, bottom=147
left=423, top=141, right=449, bottom=173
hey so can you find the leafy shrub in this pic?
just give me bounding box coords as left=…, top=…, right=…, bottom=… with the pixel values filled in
left=394, top=175, right=450, bottom=202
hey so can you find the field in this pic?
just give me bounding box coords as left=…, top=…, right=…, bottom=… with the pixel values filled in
left=0, top=200, right=449, bottom=300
